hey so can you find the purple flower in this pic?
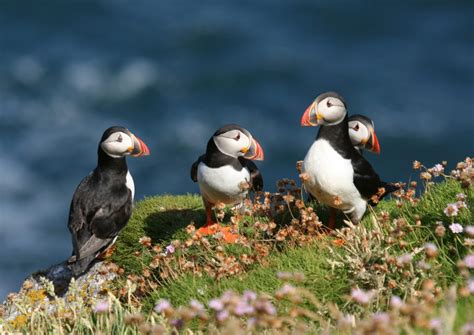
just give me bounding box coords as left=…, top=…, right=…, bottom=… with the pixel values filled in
left=429, top=318, right=442, bottom=331
left=462, top=323, right=474, bottom=334
left=465, top=226, right=474, bottom=237
left=93, top=300, right=109, bottom=314
left=261, top=301, right=276, bottom=315
left=464, top=254, right=474, bottom=269
left=372, top=312, right=389, bottom=324
left=209, top=298, right=224, bottom=311
left=390, top=296, right=403, bottom=309
left=449, top=223, right=463, bottom=234
left=431, top=164, right=444, bottom=176
left=350, top=288, right=374, bottom=305
left=154, top=299, right=172, bottom=313
left=444, top=203, right=459, bottom=217
left=216, top=310, right=229, bottom=322
left=189, top=299, right=205, bottom=313
left=277, top=283, right=297, bottom=296
left=170, top=319, right=184, bottom=329
left=396, top=253, right=413, bottom=266
left=242, top=290, right=257, bottom=302
left=234, top=300, right=255, bottom=316
left=467, top=279, right=474, bottom=294
left=165, top=244, right=175, bottom=255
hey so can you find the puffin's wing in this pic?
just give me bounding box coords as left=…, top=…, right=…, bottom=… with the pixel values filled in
left=77, top=191, right=132, bottom=260
left=191, top=155, right=204, bottom=182
left=239, top=158, right=263, bottom=191
left=351, top=155, right=382, bottom=200
left=67, top=174, right=93, bottom=257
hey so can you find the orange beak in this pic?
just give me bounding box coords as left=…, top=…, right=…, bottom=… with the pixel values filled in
left=130, top=134, right=151, bottom=157
left=300, top=102, right=318, bottom=126
left=370, top=131, right=380, bottom=154
left=245, top=138, right=264, bottom=161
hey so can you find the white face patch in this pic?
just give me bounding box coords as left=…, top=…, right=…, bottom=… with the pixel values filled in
left=348, top=120, right=370, bottom=147
left=317, top=97, right=347, bottom=125
left=100, top=131, right=133, bottom=158
left=213, top=130, right=251, bottom=158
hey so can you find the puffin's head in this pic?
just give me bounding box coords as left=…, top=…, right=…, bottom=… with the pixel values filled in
left=348, top=114, right=380, bottom=154
left=100, top=126, right=150, bottom=158
left=301, top=92, right=347, bottom=126
left=212, top=124, right=264, bottom=160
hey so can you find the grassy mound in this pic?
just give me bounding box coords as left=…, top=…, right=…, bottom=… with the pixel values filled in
left=2, top=158, right=473, bottom=334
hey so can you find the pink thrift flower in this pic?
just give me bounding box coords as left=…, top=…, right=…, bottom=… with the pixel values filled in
left=216, top=310, right=229, bottom=322
left=93, top=300, right=109, bottom=314
left=154, top=299, right=172, bottom=313
left=449, top=223, right=463, bottom=234
left=431, top=164, right=444, bottom=176
left=242, top=290, right=257, bottom=301
left=165, top=244, right=175, bottom=255
left=396, top=253, right=413, bottom=266
left=234, top=300, right=254, bottom=316
left=464, top=254, right=474, bottom=269
left=467, top=279, right=474, bottom=294
left=456, top=193, right=466, bottom=202
left=390, top=296, right=403, bottom=309
left=444, top=203, right=459, bottom=217
left=189, top=299, right=205, bottom=313
left=209, top=298, right=224, bottom=311
left=351, top=288, right=374, bottom=305
left=466, top=226, right=474, bottom=237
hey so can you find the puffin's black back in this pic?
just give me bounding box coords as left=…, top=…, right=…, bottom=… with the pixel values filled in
left=67, top=127, right=133, bottom=277
left=316, top=115, right=389, bottom=201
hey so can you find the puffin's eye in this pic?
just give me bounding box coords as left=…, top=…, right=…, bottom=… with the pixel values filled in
left=354, top=124, right=360, bottom=131
left=117, top=134, right=123, bottom=142
left=234, top=133, right=240, bottom=141
left=327, top=100, right=333, bottom=108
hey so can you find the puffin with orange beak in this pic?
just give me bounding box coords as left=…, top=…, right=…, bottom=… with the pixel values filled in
left=68, top=126, right=150, bottom=277
left=301, top=92, right=396, bottom=229
left=348, top=114, right=380, bottom=155
left=191, top=124, right=264, bottom=242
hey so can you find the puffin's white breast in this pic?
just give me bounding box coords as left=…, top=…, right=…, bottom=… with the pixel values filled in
left=303, top=139, right=363, bottom=212
left=197, top=162, right=250, bottom=205
left=126, top=171, right=135, bottom=200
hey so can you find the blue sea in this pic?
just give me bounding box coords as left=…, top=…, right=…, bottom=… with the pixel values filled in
left=1, top=1, right=473, bottom=300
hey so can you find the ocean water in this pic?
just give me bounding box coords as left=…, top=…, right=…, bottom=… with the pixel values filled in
left=0, top=1, right=473, bottom=300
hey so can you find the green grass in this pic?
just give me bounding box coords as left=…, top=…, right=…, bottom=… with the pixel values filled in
left=112, top=179, right=472, bottom=316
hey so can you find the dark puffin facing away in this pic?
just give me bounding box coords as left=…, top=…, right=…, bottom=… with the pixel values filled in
left=67, top=126, right=150, bottom=277
left=191, top=124, right=264, bottom=242
left=348, top=114, right=380, bottom=155
left=300, top=92, right=396, bottom=228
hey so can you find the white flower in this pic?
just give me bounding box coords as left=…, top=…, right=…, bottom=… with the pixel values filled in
left=444, top=203, right=459, bottom=217
left=449, top=223, right=463, bottom=234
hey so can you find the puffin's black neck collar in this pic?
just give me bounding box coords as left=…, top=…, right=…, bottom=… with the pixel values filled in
left=202, top=138, right=243, bottom=170
left=97, top=147, right=128, bottom=173
left=316, top=114, right=356, bottom=159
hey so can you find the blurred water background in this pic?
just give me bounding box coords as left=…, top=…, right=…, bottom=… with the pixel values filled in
left=1, top=0, right=473, bottom=300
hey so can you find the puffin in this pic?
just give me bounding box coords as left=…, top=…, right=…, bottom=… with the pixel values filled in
left=67, top=126, right=150, bottom=277
left=300, top=92, right=396, bottom=229
left=191, top=124, right=264, bottom=242
left=348, top=114, right=380, bottom=155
